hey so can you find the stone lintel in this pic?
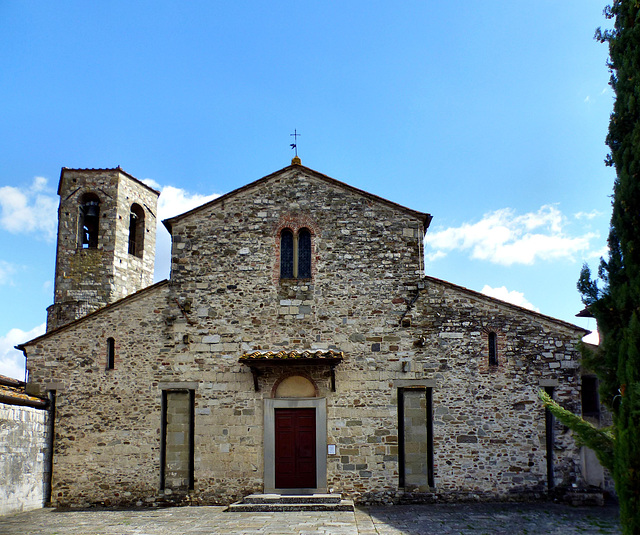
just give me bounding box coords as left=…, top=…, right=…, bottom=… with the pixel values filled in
left=158, top=381, right=200, bottom=391
left=538, top=379, right=559, bottom=387
left=394, top=379, right=437, bottom=389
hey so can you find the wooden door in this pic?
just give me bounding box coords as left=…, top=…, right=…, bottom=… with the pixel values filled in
left=274, top=408, right=316, bottom=488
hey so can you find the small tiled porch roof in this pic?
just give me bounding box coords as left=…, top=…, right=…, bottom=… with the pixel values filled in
left=239, top=350, right=344, bottom=392
left=239, top=349, right=344, bottom=362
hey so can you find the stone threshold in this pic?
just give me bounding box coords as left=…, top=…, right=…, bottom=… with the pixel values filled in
left=225, top=493, right=355, bottom=512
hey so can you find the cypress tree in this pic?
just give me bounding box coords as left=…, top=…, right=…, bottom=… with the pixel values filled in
left=579, top=2, right=640, bottom=531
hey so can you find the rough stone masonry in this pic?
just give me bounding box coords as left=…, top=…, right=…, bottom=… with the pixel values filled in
left=20, top=162, right=597, bottom=507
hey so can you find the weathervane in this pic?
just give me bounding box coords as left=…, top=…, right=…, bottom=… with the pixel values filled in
left=290, top=129, right=301, bottom=157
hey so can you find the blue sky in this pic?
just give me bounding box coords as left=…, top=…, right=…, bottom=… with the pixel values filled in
left=0, top=1, right=614, bottom=379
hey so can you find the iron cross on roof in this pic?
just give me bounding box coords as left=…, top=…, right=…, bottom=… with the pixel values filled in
left=290, top=129, right=301, bottom=157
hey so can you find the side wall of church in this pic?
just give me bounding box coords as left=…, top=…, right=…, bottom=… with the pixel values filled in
left=401, top=279, right=583, bottom=501
left=27, top=285, right=171, bottom=507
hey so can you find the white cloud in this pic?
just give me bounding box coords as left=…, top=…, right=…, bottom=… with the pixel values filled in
left=0, top=323, right=46, bottom=380
left=574, top=209, right=601, bottom=220
left=144, top=180, right=221, bottom=280
left=0, top=177, right=58, bottom=241
left=481, top=285, right=540, bottom=312
left=425, top=250, right=446, bottom=263
left=588, top=245, right=609, bottom=260
left=0, top=260, right=17, bottom=285
left=156, top=186, right=221, bottom=221
left=142, top=178, right=161, bottom=190
left=426, top=205, right=597, bottom=266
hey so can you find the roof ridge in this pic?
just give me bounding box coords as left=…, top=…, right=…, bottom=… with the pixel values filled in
left=58, top=167, right=160, bottom=196
left=17, top=280, right=170, bottom=348
left=163, top=164, right=431, bottom=233
left=422, top=275, right=589, bottom=333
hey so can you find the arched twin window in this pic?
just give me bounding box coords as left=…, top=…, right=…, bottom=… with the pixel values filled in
left=128, top=203, right=145, bottom=258
left=78, top=193, right=100, bottom=249
left=280, top=228, right=312, bottom=279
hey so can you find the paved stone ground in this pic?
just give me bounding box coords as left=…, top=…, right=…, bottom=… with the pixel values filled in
left=0, top=503, right=620, bottom=534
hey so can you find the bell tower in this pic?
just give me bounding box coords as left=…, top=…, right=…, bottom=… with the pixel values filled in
left=46, top=167, right=160, bottom=331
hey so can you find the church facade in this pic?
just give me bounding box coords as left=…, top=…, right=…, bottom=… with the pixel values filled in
left=19, top=162, right=596, bottom=507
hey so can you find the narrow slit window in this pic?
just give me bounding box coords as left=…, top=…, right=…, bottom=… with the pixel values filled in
left=128, top=203, right=145, bottom=258
left=488, top=332, right=498, bottom=366
left=280, top=229, right=294, bottom=278
left=79, top=193, right=100, bottom=249
left=106, top=337, right=115, bottom=370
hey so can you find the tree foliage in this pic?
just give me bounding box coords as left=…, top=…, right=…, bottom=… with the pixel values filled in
left=538, top=390, right=615, bottom=471
left=577, top=2, right=640, bottom=532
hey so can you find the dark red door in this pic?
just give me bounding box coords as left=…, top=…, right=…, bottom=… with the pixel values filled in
left=275, top=408, right=316, bottom=488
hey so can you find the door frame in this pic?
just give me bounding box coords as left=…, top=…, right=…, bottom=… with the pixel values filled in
left=264, top=398, right=327, bottom=493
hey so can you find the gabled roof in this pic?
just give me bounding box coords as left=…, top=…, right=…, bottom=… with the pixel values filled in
left=423, top=275, right=589, bottom=334
left=16, top=280, right=170, bottom=349
left=163, top=163, right=432, bottom=234
left=58, top=167, right=160, bottom=196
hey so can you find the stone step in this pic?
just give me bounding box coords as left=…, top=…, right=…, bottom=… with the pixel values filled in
left=225, top=493, right=355, bottom=512
left=226, top=500, right=355, bottom=512
left=243, top=493, right=343, bottom=504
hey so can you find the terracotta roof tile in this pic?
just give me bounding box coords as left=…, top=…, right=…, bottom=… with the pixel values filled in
left=239, top=350, right=344, bottom=361
left=0, top=383, right=48, bottom=408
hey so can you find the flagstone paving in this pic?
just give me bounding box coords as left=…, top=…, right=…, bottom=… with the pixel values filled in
left=0, top=502, right=620, bottom=534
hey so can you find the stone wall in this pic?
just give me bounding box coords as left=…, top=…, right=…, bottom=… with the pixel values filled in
left=28, top=283, right=171, bottom=507
left=402, top=277, right=584, bottom=501
left=0, top=403, right=48, bottom=515
left=24, top=165, right=590, bottom=507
